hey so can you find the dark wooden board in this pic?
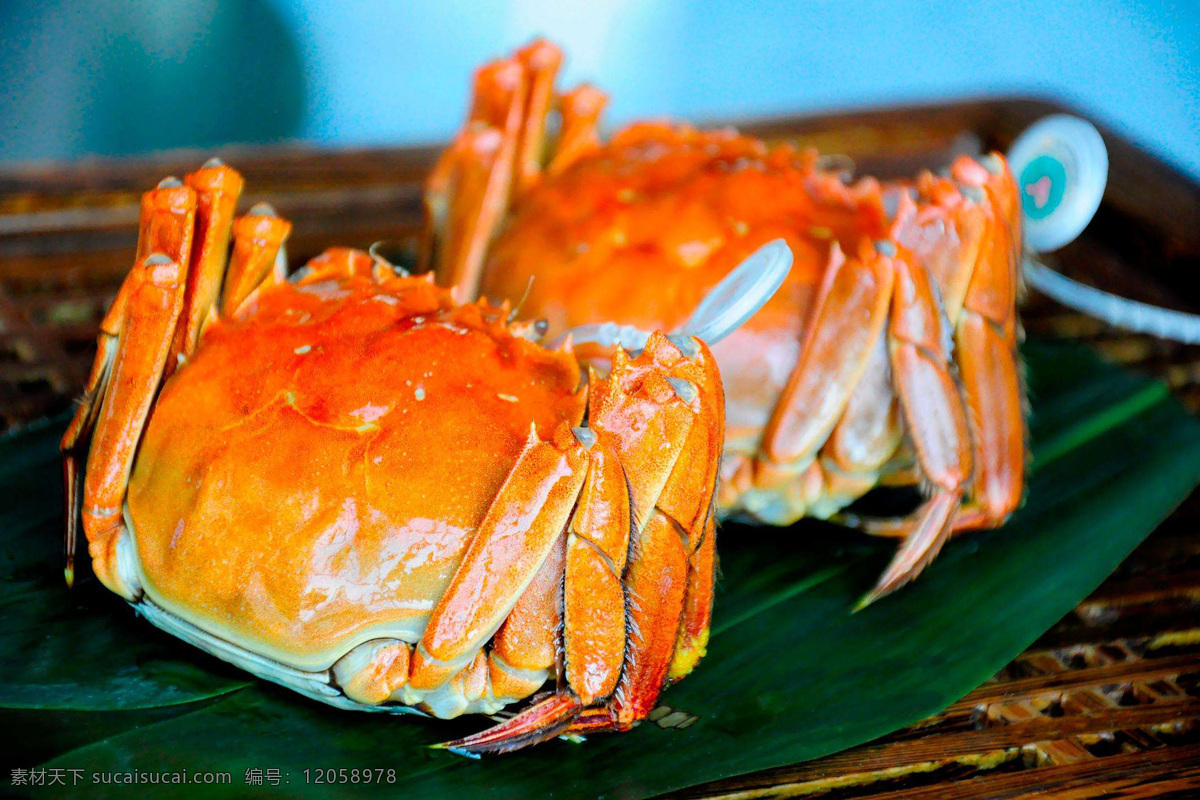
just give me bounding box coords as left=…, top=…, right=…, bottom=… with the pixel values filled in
left=2, top=98, right=1198, bottom=798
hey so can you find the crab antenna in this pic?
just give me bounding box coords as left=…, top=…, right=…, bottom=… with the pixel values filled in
left=558, top=239, right=793, bottom=351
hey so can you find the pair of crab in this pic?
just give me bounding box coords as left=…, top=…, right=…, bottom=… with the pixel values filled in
left=63, top=40, right=1023, bottom=753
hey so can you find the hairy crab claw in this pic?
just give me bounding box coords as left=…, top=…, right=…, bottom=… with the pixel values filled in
left=60, top=162, right=789, bottom=754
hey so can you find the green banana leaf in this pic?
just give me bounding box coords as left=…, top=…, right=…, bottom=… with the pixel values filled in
left=2, top=339, right=1198, bottom=798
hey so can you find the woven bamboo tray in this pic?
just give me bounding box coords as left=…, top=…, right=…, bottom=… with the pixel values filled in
left=2, top=99, right=1198, bottom=797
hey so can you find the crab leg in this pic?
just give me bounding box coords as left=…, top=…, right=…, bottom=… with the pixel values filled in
left=423, top=55, right=527, bottom=298
left=425, top=125, right=517, bottom=303
left=574, top=335, right=723, bottom=721
left=425, top=126, right=514, bottom=302
left=410, top=424, right=588, bottom=691
left=562, top=339, right=721, bottom=734
left=654, top=339, right=724, bottom=679
left=442, top=334, right=722, bottom=753
left=73, top=254, right=185, bottom=598
left=423, top=41, right=575, bottom=301
left=567, top=338, right=701, bottom=726
left=548, top=84, right=608, bottom=177
left=945, top=155, right=1025, bottom=531
left=597, top=512, right=691, bottom=723
left=757, top=242, right=895, bottom=519
left=861, top=253, right=973, bottom=604
left=61, top=181, right=196, bottom=586
left=61, top=279, right=138, bottom=587
left=886, top=156, right=1026, bottom=535
left=512, top=40, right=562, bottom=194
left=561, top=437, right=631, bottom=705
left=220, top=205, right=292, bottom=316
left=173, top=160, right=243, bottom=356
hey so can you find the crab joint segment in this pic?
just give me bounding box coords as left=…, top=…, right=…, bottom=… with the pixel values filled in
left=423, top=39, right=607, bottom=302
left=68, top=254, right=185, bottom=598
left=62, top=164, right=295, bottom=596
left=411, top=424, right=588, bottom=690
left=175, top=162, right=243, bottom=354
left=755, top=157, right=1025, bottom=604
left=548, top=84, right=607, bottom=177
left=763, top=242, right=894, bottom=470
left=135, top=181, right=196, bottom=265
left=221, top=211, right=292, bottom=315
left=332, top=639, right=413, bottom=706
left=442, top=334, right=724, bottom=754
left=563, top=438, right=631, bottom=705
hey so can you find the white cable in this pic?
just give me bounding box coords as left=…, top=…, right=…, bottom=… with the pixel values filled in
left=1024, top=257, right=1200, bottom=344
left=1008, top=115, right=1200, bottom=344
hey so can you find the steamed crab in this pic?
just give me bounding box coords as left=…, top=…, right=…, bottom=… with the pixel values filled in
left=61, top=161, right=746, bottom=753
left=425, top=40, right=1025, bottom=602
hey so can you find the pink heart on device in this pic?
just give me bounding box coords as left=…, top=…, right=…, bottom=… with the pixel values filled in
left=1025, top=175, right=1052, bottom=209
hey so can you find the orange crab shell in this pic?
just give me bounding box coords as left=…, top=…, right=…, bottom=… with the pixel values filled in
left=64, top=161, right=730, bottom=750
left=480, top=123, right=891, bottom=452
left=127, top=271, right=585, bottom=670
left=425, top=38, right=1025, bottom=603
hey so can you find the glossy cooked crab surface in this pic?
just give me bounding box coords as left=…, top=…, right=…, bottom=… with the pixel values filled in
left=428, top=38, right=1024, bottom=604
left=481, top=124, right=891, bottom=451
left=66, top=152, right=731, bottom=749
left=126, top=273, right=584, bottom=670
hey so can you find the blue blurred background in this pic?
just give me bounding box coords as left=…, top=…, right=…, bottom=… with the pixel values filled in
left=1, top=0, right=1197, bottom=178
